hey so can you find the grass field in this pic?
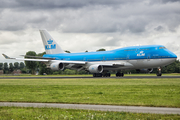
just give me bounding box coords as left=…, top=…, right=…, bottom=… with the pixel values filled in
left=1, top=107, right=180, bottom=120
left=0, top=78, right=180, bottom=107
left=0, top=77, right=180, bottom=119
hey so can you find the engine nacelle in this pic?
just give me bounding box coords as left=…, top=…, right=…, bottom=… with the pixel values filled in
left=50, top=62, right=64, bottom=71
left=88, top=64, right=103, bottom=73
left=136, top=68, right=153, bottom=73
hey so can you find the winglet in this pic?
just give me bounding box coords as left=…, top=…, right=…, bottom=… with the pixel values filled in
left=2, top=54, right=14, bottom=59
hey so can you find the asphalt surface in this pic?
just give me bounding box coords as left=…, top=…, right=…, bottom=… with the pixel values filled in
left=0, top=76, right=180, bottom=79
left=0, top=102, right=180, bottom=114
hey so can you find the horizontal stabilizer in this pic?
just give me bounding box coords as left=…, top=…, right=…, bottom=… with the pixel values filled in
left=2, top=54, right=14, bottom=59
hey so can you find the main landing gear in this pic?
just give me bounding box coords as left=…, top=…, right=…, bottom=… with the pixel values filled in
left=93, top=72, right=111, bottom=77
left=156, top=67, right=162, bottom=76
left=116, top=72, right=124, bottom=77
left=93, top=72, right=124, bottom=77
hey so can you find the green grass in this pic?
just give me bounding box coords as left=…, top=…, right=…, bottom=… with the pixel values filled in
left=0, top=78, right=180, bottom=107
left=0, top=107, right=180, bottom=120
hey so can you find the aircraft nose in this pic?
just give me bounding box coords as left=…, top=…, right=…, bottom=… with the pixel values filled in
left=168, top=51, right=177, bottom=58
left=171, top=52, right=177, bottom=58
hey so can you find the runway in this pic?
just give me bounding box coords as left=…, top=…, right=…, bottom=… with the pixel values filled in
left=0, top=76, right=180, bottom=79
left=0, top=102, right=180, bottom=115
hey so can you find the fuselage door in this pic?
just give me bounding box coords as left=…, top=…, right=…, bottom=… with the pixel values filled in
left=126, top=54, right=130, bottom=60
left=102, top=56, right=105, bottom=61
left=147, top=54, right=151, bottom=61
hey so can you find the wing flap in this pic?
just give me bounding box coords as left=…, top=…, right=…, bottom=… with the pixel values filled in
left=96, top=61, right=133, bottom=67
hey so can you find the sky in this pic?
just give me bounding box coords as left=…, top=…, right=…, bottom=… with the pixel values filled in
left=0, top=0, right=180, bottom=63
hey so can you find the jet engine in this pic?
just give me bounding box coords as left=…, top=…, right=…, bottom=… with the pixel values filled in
left=136, top=68, right=153, bottom=73
left=50, top=62, right=64, bottom=71
left=88, top=64, right=103, bottom=73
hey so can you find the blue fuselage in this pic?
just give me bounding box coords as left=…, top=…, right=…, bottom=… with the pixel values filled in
left=43, top=45, right=177, bottom=62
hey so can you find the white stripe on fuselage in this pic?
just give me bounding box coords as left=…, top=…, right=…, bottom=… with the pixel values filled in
left=85, top=58, right=176, bottom=70
left=129, top=58, right=176, bottom=69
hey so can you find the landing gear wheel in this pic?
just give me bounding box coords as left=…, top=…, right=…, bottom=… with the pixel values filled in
left=108, top=73, right=111, bottom=77
left=120, top=73, right=124, bottom=77
left=102, top=73, right=111, bottom=77
left=116, top=72, right=124, bottom=77
left=116, top=72, right=120, bottom=77
left=156, top=73, right=162, bottom=76
left=156, top=67, right=162, bottom=77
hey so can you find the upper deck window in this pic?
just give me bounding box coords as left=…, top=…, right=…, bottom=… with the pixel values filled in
left=159, top=47, right=166, bottom=49
left=124, top=49, right=136, bottom=51
left=139, top=48, right=149, bottom=50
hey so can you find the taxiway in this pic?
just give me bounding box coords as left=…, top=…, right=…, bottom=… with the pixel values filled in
left=0, top=102, right=180, bottom=114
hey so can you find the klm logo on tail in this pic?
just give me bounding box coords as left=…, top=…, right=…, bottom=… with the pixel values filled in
left=45, top=39, right=56, bottom=50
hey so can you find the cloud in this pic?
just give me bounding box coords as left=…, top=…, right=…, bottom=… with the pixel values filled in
left=0, top=0, right=180, bottom=62
left=1, top=0, right=179, bottom=34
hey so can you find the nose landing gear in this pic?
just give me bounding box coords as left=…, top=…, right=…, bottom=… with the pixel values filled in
left=156, top=67, right=162, bottom=76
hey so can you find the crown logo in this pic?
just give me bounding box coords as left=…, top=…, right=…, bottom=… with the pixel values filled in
left=47, top=39, right=53, bottom=44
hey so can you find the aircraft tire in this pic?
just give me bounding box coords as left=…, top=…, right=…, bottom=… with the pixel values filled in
left=156, top=67, right=162, bottom=77
left=102, top=73, right=111, bottom=77
left=116, top=72, right=124, bottom=77
left=156, top=73, right=162, bottom=76
left=116, top=72, right=120, bottom=77
left=121, top=73, right=124, bottom=77
left=108, top=73, right=111, bottom=77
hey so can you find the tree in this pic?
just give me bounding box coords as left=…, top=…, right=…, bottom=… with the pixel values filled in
left=37, top=52, right=53, bottom=75
left=161, top=60, right=180, bottom=73
left=14, top=62, right=19, bottom=70
left=9, top=63, right=14, bottom=73
left=96, top=48, right=106, bottom=52
left=65, top=50, right=71, bottom=53
left=3, top=62, right=8, bottom=74
left=0, top=63, right=3, bottom=70
left=19, top=62, right=25, bottom=69
left=25, top=51, right=37, bottom=74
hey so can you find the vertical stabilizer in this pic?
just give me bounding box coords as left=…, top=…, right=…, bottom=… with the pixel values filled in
left=39, top=30, right=64, bottom=54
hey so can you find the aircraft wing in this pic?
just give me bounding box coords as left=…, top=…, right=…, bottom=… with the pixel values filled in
left=2, top=54, right=132, bottom=69
left=2, top=54, right=49, bottom=62
left=2, top=54, right=86, bottom=64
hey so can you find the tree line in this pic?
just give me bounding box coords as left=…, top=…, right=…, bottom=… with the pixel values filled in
left=0, top=62, right=26, bottom=74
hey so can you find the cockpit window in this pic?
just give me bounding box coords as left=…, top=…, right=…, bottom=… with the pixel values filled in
left=159, top=47, right=166, bottom=49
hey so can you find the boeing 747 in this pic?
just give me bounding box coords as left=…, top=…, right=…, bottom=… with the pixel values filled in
left=3, top=30, right=177, bottom=77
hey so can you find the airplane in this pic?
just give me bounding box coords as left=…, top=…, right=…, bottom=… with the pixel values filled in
left=2, top=30, right=177, bottom=77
